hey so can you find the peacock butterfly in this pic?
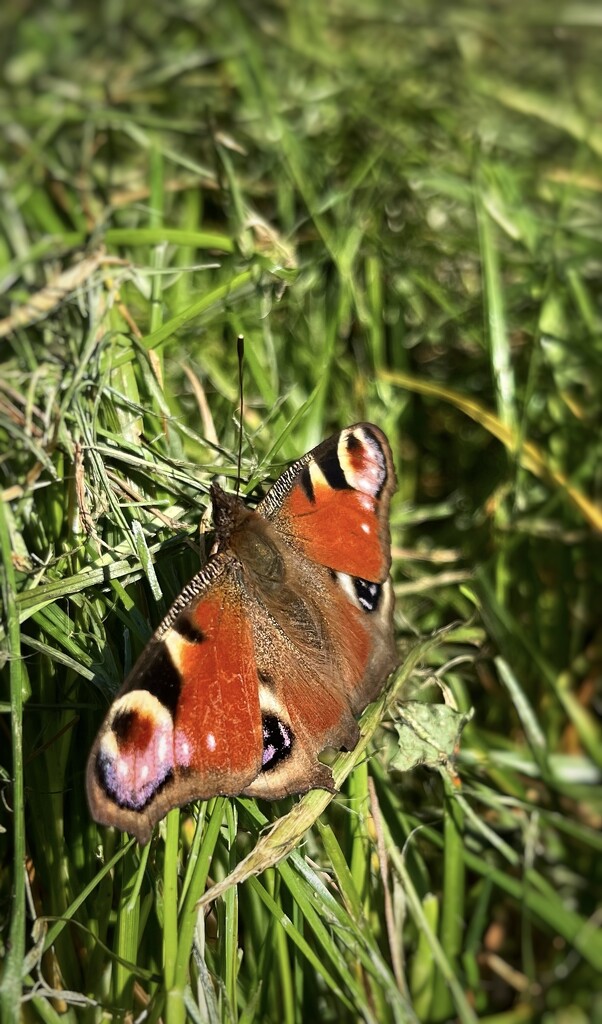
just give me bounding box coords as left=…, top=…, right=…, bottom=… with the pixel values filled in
left=87, top=424, right=397, bottom=844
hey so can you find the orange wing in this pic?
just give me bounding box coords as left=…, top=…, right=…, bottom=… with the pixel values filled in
left=258, top=423, right=395, bottom=582
left=86, top=558, right=263, bottom=844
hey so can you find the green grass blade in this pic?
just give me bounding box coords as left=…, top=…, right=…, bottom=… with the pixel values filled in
left=0, top=499, right=26, bottom=1023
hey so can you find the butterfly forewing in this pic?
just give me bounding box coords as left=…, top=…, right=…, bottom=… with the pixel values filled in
left=87, top=561, right=263, bottom=844
left=259, top=424, right=395, bottom=582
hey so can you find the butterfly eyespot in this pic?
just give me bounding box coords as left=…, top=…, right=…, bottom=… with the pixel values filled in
left=96, top=750, right=174, bottom=812
left=112, top=708, right=151, bottom=749
left=332, top=570, right=383, bottom=614
left=339, top=426, right=388, bottom=498
left=353, top=577, right=382, bottom=613
left=261, top=715, right=294, bottom=771
left=93, top=692, right=176, bottom=812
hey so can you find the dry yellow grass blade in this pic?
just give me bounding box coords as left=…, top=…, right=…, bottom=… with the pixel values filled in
left=381, top=370, right=602, bottom=532
left=0, top=250, right=127, bottom=338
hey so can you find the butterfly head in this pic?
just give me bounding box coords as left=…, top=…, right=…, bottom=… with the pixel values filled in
left=210, top=482, right=250, bottom=546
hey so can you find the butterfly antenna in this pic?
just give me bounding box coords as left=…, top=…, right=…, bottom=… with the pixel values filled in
left=236, top=334, right=244, bottom=497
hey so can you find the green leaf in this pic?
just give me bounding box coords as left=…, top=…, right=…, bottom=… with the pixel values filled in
left=391, top=702, right=473, bottom=772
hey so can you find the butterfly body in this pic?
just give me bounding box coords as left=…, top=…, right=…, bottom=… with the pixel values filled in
left=87, top=424, right=397, bottom=843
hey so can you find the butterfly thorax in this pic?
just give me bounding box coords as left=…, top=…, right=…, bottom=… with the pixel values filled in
left=211, top=483, right=325, bottom=650
left=210, top=482, right=249, bottom=540
left=211, top=483, right=285, bottom=591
